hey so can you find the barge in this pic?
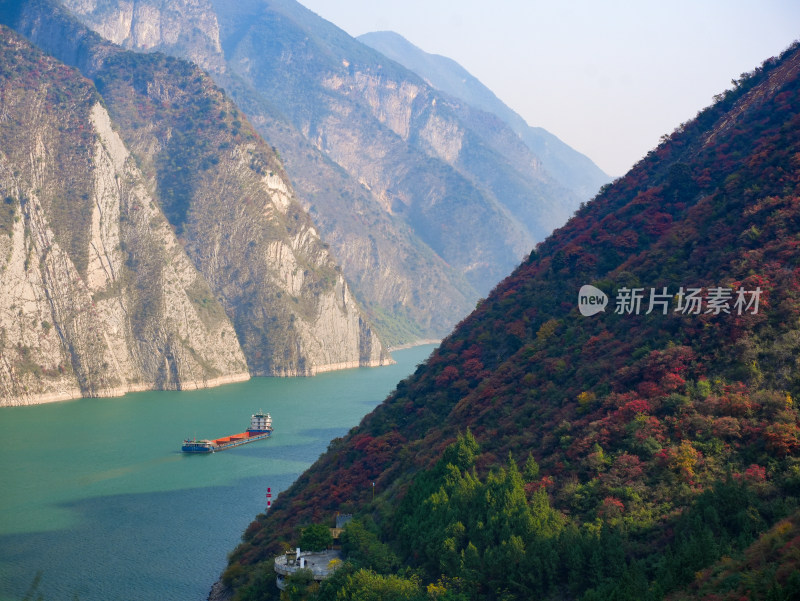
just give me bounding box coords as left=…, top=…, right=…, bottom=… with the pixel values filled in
left=182, top=411, right=273, bottom=453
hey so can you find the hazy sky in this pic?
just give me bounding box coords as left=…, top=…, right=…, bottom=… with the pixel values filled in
left=298, top=0, right=799, bottom=177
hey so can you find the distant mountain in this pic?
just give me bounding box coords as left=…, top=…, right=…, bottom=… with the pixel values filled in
left=359, top=30, right=611, bottom=197
left=51, top=0, right=610, bottom=346
left=0, top=5, right=389, bottom=404
left=214, top=42, right=800, bottom=600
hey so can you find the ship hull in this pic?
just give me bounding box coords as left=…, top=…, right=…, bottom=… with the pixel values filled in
left=182, top=412, right=273, bottom=453
left=182, top=442, right=215, bottom=453
left=182, top=430, right=272, bottom=453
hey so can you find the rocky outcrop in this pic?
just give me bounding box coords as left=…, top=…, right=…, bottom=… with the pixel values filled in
left=221, top=78, right=477, bottom=346
left=206, top=580, right=233, bottom=601
left=50, top=0, right=608, bottom=347
left=60, top=0, right=225, bottom=72
left=0, top=30, right=249, bottom=405
left=0, top=22, right=390, bottom=405
left=358, top=30, right=610, bottom=200
left=87, top=49, right=391, bottom=376
left=214, top=2, right=540, bottom=291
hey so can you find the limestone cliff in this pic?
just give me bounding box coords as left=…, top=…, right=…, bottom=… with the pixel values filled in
left=60, top=0, right=225, bottom=72
left=358, top=30, right=610, bottom=201
left=50, top=0, right=597, bottom=346
left=86, top=49, right=390, bottom=376
left=55, top=0, right=476, bottom=345
left=0, top=16, right=391, bottom=404
left=212, top=0, right=549, bottom=292
left=0, top=28, right=248, bottom=405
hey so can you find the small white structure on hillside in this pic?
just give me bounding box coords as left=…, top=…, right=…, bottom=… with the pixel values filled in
left=274, top=548, right=343, bottom=591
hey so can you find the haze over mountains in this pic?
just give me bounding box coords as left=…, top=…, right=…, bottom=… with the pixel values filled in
left=51, top=0, right=609, bottom=345
left=358, top=30, right=609, bottom=200
left=0, top=0, right=609, bottom=402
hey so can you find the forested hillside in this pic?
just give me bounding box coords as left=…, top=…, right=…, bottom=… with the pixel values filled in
left=216, top=42, right=800, bottom=600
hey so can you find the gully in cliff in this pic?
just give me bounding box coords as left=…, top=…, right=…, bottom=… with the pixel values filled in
left=181, top=412, right=273, bottom=453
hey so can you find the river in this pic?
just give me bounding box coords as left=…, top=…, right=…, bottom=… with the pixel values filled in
left=0, top=344, right=437, bottom=601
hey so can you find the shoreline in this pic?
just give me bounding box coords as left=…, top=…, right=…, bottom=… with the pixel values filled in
left=0, top=343, right=440, bottom=408
left=205, top=340, right=441, bottom=600
left=0, top=372, right=252, bottom=408
left=387, top=338, right=441, bottom=352
left=250, top=355, right=397, bottom=377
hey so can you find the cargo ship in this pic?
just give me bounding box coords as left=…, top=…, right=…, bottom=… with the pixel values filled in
left=182, top=411, right=273, bottom=453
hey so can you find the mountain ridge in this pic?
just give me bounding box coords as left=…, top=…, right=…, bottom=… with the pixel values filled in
left=54, top=0, right=610, bottom=345
left=358, top=29, right=611, bottom=193
left=0, top=3, right=391, bottom=404
left=213, top=40, right=800, bottom=600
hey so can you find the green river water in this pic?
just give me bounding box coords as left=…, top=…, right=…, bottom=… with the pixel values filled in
left=0, top=344, right=437, bottom=601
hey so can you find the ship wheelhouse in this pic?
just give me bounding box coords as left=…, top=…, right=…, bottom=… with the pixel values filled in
left=248, top=411, right=273, bottom=433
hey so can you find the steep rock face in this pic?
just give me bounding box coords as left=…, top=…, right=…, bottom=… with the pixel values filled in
left=0, top=28, right=248, bottom=405
left=84, top=49, right=390, bottom=375
left=52, top=0, right=607, bottom=346
left=218, top=76, right=476, bottom=346
left=55, top=0, right=486, bottom=342
left=61, top=0, right=225, bottom=71
left=1, top=4, right=391, bottom=399
left=359, top=29, right=611, bottom=196
left=215, top=0, right=556, bottom=285
left=297, top=78, right=532, bottom=286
